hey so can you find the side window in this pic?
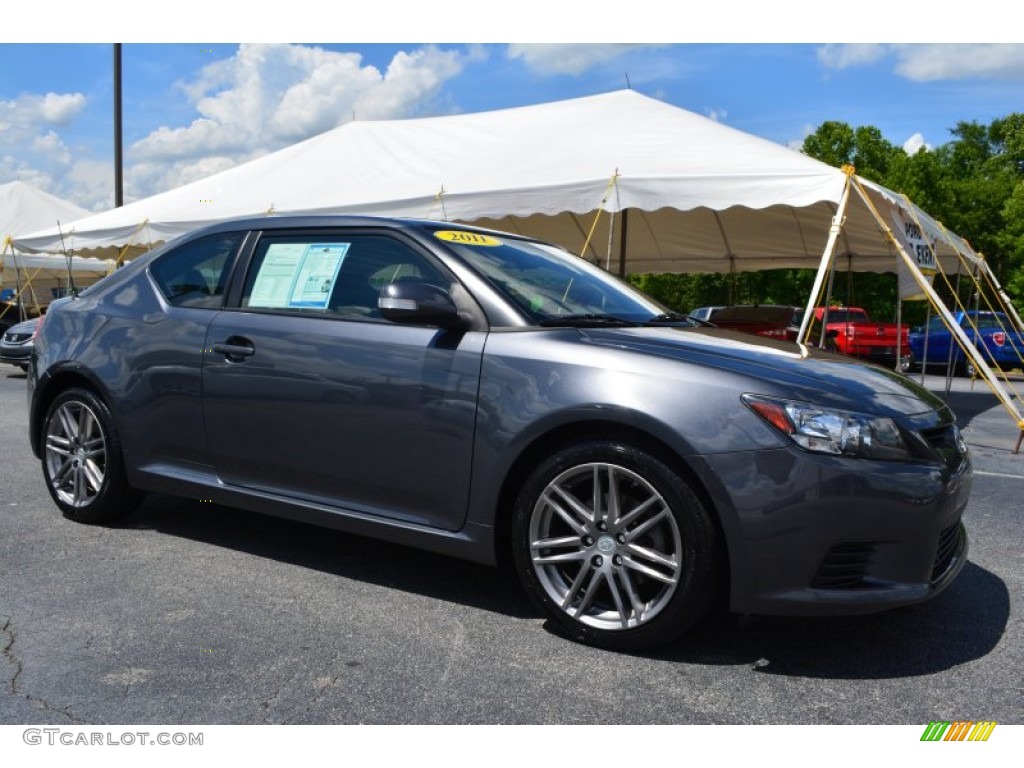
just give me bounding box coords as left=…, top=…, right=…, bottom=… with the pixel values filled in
left=241, top=233, right=450, bottom=320
left=150, top=231, right=244, bottom=309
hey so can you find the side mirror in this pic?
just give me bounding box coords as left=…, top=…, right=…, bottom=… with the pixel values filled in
left=378, top=281, right=464, bottom=329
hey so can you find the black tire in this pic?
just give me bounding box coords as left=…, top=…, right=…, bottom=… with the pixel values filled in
left=954, top=355, right=978, bottom=379
left=40, top=387, right=143, bottom=523
left=511, top=439, right=720, bottom=652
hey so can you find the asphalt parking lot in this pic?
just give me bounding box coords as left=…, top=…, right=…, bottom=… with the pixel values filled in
left=1, top=366, right=1022, bottom=725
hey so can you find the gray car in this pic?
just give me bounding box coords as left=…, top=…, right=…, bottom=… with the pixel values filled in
left=1, top=316, right=40, bottom=371
left=28, top=216, right=971, bottom=651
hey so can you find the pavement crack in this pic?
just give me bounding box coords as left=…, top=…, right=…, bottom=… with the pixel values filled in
left=1, top=614, right=89, bottom=724
left=260, top=684, right=284, bottom=724
left=2, top=615, right=23, bottom=695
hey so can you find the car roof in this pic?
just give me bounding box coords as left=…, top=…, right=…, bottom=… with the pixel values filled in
left=187, top=215, right=536, bottom=240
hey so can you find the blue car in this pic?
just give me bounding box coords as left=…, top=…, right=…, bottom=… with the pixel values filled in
left=909, top=310, right=1024, bottom=376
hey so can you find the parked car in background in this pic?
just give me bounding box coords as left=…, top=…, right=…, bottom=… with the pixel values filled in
left=705, top=304, right=804, bottom=341
left=909, top=310, right=1024, bottom=377
left=29, top=216, right=970, bottom=651
left=812, top=306, right=910, bottom=369
left=688, top=305, right=724, bottom=322
left=1, top=316, right=40, bottom=371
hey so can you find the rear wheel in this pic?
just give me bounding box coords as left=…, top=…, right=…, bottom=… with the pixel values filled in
left=511, top=440, right=720, bottom=651
left=41, top=387, right=142, bottom=523
left=955, top=354, right=978, bottom=379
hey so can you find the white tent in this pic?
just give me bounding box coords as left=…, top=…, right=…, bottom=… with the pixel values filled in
left=9, top=90, right=1021, bottom=441
left=2, top=252, right=112, bottom=299
left=10, top=90, right=973, bottom=277
left=0, top=179, right=90, bottom=241
left=1, top=181, right=112, bottom=317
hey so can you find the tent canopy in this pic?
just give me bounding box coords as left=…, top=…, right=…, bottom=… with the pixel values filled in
left=1, top=180, right=89, bottom=243
left=11, top=90, right=977, bottom=275
left=1, top=181, right=110, bottom=308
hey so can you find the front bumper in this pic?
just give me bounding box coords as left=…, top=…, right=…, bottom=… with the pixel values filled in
left=692, top=445, right=971, bottom=617
left=0, top=346, right=31, bottom=366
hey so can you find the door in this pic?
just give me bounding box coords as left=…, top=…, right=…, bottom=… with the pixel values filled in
left=202, top=230, right=485, bottom=531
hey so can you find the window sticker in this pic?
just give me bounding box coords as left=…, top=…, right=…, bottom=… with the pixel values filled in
left=434, top=231, right=502, bottom=247
left=249, top=242, right=350, bottom=309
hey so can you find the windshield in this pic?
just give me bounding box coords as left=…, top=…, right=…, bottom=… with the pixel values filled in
left=714, top=306, right=796, bottom=323
left=433, top=229, right=668, bottom=324
left=819, top=309, right=868, bottom=323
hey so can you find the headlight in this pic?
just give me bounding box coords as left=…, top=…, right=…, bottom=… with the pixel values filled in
left=742, top=394, right=911, bottom=460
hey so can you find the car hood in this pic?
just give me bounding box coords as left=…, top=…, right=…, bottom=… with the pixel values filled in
left=579, top=326, right=949, bottom=420
left=4, top=318, right=39, bottom=336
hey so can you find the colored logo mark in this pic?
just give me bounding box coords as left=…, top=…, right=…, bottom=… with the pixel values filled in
left=921, top=721, right=996, bottom=742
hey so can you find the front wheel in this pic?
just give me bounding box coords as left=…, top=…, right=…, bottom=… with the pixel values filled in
left=511, top=440, right=720, bottom=652
left=41, top=387, right=142, bottom=523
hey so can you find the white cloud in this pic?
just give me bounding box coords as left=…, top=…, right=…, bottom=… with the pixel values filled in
left=0, top=91, right=86, bottom=152
left=892, top=44, right=1024, bottom=81
left=902, top=133, right=930, bottom=155
left=705, top=108, right=728, bottom=123
left=31, top=131, right=73, bottom=166
left=506, top=44, right=657, bottom=76
left=66, top=160, right=117, bottom=212
left=0, top=91, right=92, bottom=207
left=788, top=124, right=818, bottom=152
left=816, top=44, right=887, bottom=70
left=817, top=43, right=1024, bottom=81
left=38, top=92, right=88, bottom=124
left=0, top=91, right=87, bottom=128
left=128, top=43, right=465, bottom=197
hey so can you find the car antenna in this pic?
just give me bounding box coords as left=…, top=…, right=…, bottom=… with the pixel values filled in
left=57, top=219, right=79, bottom=298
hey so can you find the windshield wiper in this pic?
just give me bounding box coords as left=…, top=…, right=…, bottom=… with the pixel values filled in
left=643, top=312, right=712, bottom=327
left=538, top=313, right=639, bottom=328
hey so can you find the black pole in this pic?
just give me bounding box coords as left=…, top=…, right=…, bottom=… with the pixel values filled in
left=617, top=208, right=629, bottom=278
left=114, top=43, right=124, bottom=208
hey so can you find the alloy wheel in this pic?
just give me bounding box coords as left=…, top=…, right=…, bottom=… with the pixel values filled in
left=528, top=462, right=683, bottom=631
left=44, top=399, right=108, bottom=508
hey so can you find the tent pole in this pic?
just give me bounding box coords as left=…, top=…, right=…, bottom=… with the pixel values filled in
left=920, top=304, right=931, bottom=387
left=617, top=208, right=629, bottom=278
left=10, top=246, right=25, bottom=323
left=896, top=298, right=903, bottom=372
left=605, top=206, right=616, bottom=273
left=797, top=168, right=854, bottom=345
left=729, top=257, right=736, bottom=305
left=851, top=177, right=1024, bottom=436
left=982, top=259, right=1024, bottom=331
left=819, top=263, right=838, bottom=348
left=944, top=262, right=964, bottom=396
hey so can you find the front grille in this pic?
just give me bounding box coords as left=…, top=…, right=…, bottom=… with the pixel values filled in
left=931, top=522, right=963, bottom=581
left=811, top=542, right=876, bottom=589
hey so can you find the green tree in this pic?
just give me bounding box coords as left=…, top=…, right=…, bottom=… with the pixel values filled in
left=802, top=121, right=856, bottom=169
left=805, top=114, right=1024, bottom=301
left=802, top=121, right=900, bottom=183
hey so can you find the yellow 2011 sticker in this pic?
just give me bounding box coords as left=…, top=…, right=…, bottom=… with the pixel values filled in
left=434, top=230, right=502, bottom=247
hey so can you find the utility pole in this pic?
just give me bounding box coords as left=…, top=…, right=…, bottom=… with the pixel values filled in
left=114, top=43, right=124, bottom=208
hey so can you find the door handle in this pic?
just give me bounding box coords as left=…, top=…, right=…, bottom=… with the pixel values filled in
left=212, top=338, right=255, bottom=362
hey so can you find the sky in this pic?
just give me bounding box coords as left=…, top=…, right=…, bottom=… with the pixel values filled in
left=2, top=2, right=1022, bottom=213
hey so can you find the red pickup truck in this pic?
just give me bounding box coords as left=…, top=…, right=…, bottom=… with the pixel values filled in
left=814, top=307, right=909, bottom=367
